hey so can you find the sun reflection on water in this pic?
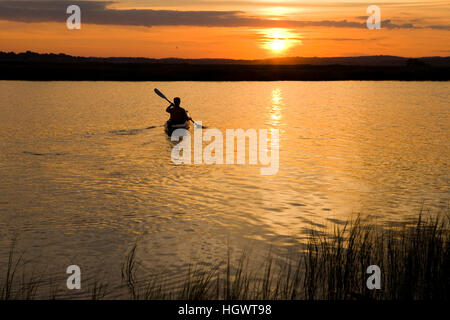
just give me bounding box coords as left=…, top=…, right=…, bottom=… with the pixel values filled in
left=269, top=88, right=283, bottom=126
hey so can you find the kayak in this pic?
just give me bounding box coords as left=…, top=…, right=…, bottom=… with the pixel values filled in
left=164, top=120, right=190, bottom=136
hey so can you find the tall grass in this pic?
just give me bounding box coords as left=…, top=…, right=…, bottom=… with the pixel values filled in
left=1, top=213, right=449, bottom=300
left=0, top=239, right=22, bottom=300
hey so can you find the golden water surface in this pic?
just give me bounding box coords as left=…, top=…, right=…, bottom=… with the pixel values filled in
left=0, top=81, right=448, bottom=297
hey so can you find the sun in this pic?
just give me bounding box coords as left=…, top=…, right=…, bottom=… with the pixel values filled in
left=269, top=39, right=286, bottom=51
left=260, top=28, right=302, bottom=54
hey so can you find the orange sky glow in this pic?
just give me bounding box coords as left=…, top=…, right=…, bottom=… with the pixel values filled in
left=0, top=0, right=449, bottom=58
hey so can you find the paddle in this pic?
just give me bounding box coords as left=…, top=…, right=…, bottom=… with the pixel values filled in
left=154, top=88, right=173, bottom=105
left=154, top=88, right=206, bottom=128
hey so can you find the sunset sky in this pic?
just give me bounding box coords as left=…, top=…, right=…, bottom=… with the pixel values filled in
left=0, top=0, right=449, bottom=59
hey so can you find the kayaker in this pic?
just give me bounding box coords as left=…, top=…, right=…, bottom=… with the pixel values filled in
left=166, top=97, right=191, bottom=125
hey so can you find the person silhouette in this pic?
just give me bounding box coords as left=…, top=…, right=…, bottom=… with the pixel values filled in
left=166, top=97, right=191, bottom=125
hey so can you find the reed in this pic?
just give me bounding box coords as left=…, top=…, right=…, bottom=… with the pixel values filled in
left=1, top=213, right=448, bottom=300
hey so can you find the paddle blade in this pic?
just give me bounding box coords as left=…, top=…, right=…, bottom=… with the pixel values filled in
left=190, top=119, right=207, bottom=129
left=154, top=88, right=168, bottom=101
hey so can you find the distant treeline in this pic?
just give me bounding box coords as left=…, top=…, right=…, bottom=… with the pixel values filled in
left=1, top=51, right=449, bottom=81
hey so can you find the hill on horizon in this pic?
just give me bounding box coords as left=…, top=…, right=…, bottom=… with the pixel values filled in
left=1, top=51, right=450, bottom=67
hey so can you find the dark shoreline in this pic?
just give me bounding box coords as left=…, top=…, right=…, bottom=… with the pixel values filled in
left=2, top=51, right=449, bottom=81
left=2, top=62, right=449, bottom=81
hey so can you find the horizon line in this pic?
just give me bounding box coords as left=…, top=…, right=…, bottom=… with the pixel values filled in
left=2, top=50, right=450, bottom=61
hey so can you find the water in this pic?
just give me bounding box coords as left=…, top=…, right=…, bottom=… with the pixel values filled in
left=0, top=81, right=448, bottom=297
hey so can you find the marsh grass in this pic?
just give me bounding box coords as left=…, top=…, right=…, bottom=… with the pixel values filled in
left=1, top=213, right=449, bottom=300
left=0, top=239, right=22, bottom=300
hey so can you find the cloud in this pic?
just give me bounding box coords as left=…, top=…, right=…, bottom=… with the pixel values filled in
left=0, top=1, right=448, bottom=29
left=428, top=24, right=450, bottom=30
left=116, top=1, right=450, bottom=9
